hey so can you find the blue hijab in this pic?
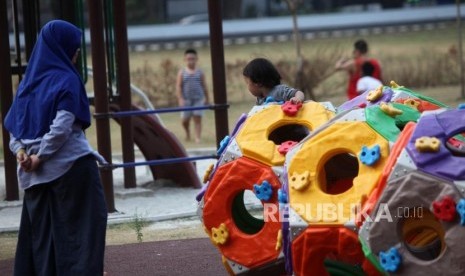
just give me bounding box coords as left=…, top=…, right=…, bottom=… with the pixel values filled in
left=4, top=20, right=90, bottom=139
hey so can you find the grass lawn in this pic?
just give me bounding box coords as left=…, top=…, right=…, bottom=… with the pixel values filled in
left=84, top=84, right=464, bottom=153
left=82, top=22, right=465, bottom=152
left=3, top=22, right=465, bottom=153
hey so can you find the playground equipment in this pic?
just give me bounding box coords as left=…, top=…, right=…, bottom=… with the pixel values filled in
left=338, top=81, right=448, bottom=113
left=198, top=101, right=335, bottom=274
left=198, top=82, right=465, bottom=275
left=92, top=64, right=209, bottom=188
left=87, top=68, right=202, bottom=188
left=359, top=108, right=465, bottom=275
left=108, top=104, right=201, bottom=188
left=1, top=0, right=229, bottom=213
left=282, top=102, right=406, bottom=276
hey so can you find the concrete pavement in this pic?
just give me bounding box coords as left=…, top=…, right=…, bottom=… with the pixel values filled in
left=0, top=148, right=220, bottom=232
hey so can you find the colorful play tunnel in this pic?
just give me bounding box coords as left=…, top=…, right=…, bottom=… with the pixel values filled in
left=198, top=101, right=335, bottom=274
left=202, top=157, right=283, bottom=272
left=360, top=108, right=465, bottom=276
left=197, top=82, right=465, bottom=276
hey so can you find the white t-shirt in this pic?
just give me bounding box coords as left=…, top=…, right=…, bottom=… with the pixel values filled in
left=356, top=76, right=383, bottom=94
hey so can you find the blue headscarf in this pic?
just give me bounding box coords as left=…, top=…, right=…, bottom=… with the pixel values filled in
left=4, top=20, right=90, bottom=139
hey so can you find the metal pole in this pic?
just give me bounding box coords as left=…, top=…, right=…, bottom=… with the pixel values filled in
left=0, top=0, right=19, bottom=201
left=457, top=0, right=465, bottom=99
left=112, top=0, right=136, bottom=189
left=94, top=104, right=229, bottom=118
left=21, top=0, right=39, bottom=60
left=87, top=0, right=116, bottom=212
left=207, top=0, right=229, bottom=148
left=12, top=0, right=24, bottom=80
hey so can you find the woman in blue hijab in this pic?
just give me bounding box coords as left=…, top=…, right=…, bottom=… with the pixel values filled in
left=4, top=20, right=107, bottom=275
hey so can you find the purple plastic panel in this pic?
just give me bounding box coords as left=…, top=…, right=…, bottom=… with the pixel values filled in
left=197, top=114, right=248, bottom=202
left=196, top=162, right=219, bottom=201
left=196, top=183, right=208, bottom=202
left=231, top=113, right=247, bottom=137
left=280, top=165, right=293, bottom=274
left=406, top=109, right=465, bottom=181
left=338, top=87, right=393, bottom=112
left=282, top=220, right=292, bottom=275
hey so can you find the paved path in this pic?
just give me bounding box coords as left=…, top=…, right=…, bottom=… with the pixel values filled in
left=0, top=149, right=218, bottom=232
left=0, top=148, right=261, bottom=232
left=0, top=238, right=228, bottom=276
left=0, top=149, right=265, bottom=275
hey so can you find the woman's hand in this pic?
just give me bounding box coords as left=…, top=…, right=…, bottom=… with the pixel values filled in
left=16, top=149, right=27, bottom=163
left=16, top=149, right=32, bottom=171
left=24, top=155, right=41, bottom=172
left=18, top=153, right=41, bottom=173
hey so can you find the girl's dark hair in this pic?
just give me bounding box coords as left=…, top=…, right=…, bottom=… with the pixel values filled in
left=242, top=58, right=281, bottom=88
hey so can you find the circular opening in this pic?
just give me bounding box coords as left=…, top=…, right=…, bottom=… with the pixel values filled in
left=401, top=208, right=445, bottom=261
left=231, top=190, right=265, bottom=235
left=268, top=124, right=310, bottom=145
left=320, top=153, right=358, bottom=195
left=446, top=132, right=465, bottom=157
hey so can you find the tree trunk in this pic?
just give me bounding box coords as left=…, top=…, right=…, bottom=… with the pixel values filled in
left=285, top=0, right=315, bottom=100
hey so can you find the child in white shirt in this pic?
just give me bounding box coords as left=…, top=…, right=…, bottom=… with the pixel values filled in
left=356, top=61, right=383, bottom=95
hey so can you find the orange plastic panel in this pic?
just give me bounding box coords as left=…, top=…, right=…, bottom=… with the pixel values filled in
left=292, top=227, right=365, bottom=276
left=203, top=157, right=282, bottom=268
